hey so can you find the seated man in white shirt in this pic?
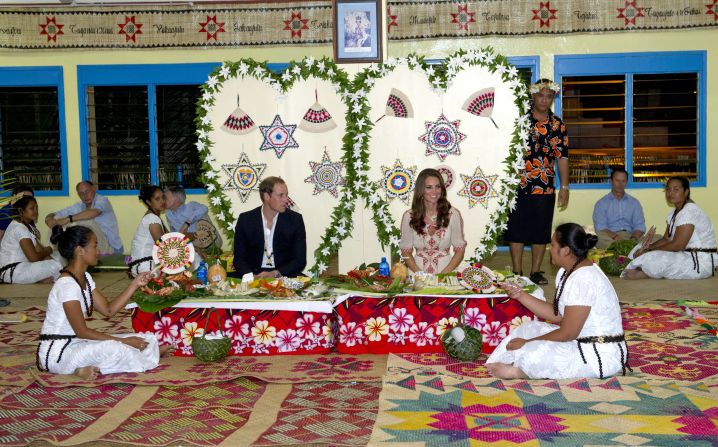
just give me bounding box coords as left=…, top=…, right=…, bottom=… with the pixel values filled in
left=45, top=181, right=123, bottom=256
left=164, top=186, right=221, bottom=257
left=592, top=168, right=646, bottom=249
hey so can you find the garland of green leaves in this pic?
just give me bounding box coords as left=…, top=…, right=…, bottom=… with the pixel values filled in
left=195, top=48, right=528, bottom=275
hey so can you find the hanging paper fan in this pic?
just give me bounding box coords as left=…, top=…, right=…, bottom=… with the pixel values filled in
left=376, top=88, right=414, bottom=123
left=221, top=95, right=256, bottom=135
left=152, top=232, right=196, bottom=274
left=462, top=88, right=498, bottom=129
left=299, top=90, right=337, bottom=133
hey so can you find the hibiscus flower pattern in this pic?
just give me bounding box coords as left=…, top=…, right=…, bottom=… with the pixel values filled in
left=409, top=322, right=436, bottom=347
left=436, top=317, right=459, bottom=336
left=153, top=316, right=179, bottom=342
left=482, top=320, right=507, bottom=346
left=251, top=320, right=276, bottom=345
left=224, top=314, right=249, bottom=341
left=365, top=317, right=389, bottom=341
left=389, top=308, right=414, bottom=333
left=519, top=110, right=567, bottom=194
left=180, top=321, right=204, bottom=346
left=464, top=307, right=487, bottom=329
left=296, top=313, right=321, bottom=338
left=275, top=329, right=301, bottom=352
left=339, top=321, right=365, bottom=347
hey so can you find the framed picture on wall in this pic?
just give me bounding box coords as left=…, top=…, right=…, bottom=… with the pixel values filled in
left=333, top=0, right=383, bottom=63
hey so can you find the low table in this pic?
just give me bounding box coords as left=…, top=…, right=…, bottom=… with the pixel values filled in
left=333, top=292, right=540, bottom=355
left=128, top=299, right=335, bottom=356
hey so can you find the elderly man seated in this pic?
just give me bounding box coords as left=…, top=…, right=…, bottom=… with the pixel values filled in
left=164, top=186, right=222, bottom=257
left=592, top=168, right=645, bottom=249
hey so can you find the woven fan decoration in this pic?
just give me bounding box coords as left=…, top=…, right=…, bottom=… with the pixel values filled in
left=462, top=87, right=499, bottom=128
left=456, top=263, right=498, bottom=293
left=375, top=88, right=414, bottom=122
left=299, top=90, right=337, bottom=133
left=221, top=95, right=256, bottom=135
left=152, top=232, right=196, bottom=274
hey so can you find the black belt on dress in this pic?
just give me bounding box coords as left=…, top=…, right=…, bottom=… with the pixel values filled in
left=576, top=333, right=632, bottom=379
left=36, top=333, right=77, bottom=372
left=686, top=248, right=717, bottom=276
left=0, top=262, right=21, bottom=284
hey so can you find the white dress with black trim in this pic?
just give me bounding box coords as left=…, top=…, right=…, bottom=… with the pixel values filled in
left=37, top=274, right=160, bottom=375
left=486, top=264, right=628, bottom=380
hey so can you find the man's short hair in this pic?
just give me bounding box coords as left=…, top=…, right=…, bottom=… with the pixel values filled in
left=76, top=180, right=94, bottom=190
left=165, top=186, right=187, bottom=204
left=610, top=168, right=628, bottom=180
left=11, top=183, right=34, bottom=196
left=258, top=176, right=286, bottom=201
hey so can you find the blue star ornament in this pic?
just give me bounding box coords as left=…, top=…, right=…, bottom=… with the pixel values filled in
left=380, top=159, right=417, bottom=205
left=418, top=113, right=466, bottom=162
left=304, top=149, right=346, bottom=197
left=259, top=114, right=299, bottom=158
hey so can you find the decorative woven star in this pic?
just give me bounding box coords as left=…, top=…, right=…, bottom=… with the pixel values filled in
left=450, top=4, right=476, bottom=31
left=418, top=113, right=466, bottom=162
left=532, top=1, right=558, bottom=28
left=259, top=114, right=299, bottom=159
left=118, top=15, right=143, bottom=42
left=617, top=0, right=645, bottom=26
left=707, top=0, right=718, bottom=21
left=458, top=166, right=498, bottom=209
left=305, top=149, right=346, bottom=197
left=39, top=16, right=64, bottom=42
left=387, top=7, right=399, bottom=33
left=221, top=152, right=267, bottom=203
left=380, top=159, right=417, bottom=205
left=283, top=12, right=309, bottom=38
left=199, top=15, right=225, bottom=41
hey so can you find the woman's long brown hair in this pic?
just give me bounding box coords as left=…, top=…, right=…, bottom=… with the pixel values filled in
left=409, top=169, right=451, bottom=235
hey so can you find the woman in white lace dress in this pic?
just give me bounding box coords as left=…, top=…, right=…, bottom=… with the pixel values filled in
left=0, top=196, right=62, bottom=284
left=128, top=185, right=168, bottom=277
left=38, top=226, right=171, bottom=380
left=399, top=169, right=466, bottom=274
left=623, top=177, right=716, bottom=280
left=486, top=223, right=630, bottom=380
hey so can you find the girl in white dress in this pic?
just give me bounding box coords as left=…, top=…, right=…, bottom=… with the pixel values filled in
left=487, top=223, right=630, bottom=380
left=0, top=196, right=62, bottom=284
left=399, top=169, right=467, bottom=274
left=623, top=176, right=716, bottom=280
left=128, top=185, right=167, bottom=277
left=37, top=225, right=171, bottom=380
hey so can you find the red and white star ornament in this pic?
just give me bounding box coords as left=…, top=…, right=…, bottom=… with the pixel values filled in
left=199, top=15, right=225, bottom=41
left=380, top=159, right=417, bottom=205
left=617, top=0, right=645, bottom=26
left=387, top=6, right=399, bottom=33
left=458, top=165, right=498, bottom=209
left=283, top=11, right=309, bottom=38
left=259, top=115, right=299, bottom=159
left=418, top=113, right=466, bottom=162
left=221, top=152, right=267, bottom=203
left=707, top=0, right=718, bottom=21
left=118, top=15, right=143, bottom=42
left=532, top=1, right=558, bottom=28
left=305, top=149, right=345, bottom=197
left=451, top=4, right=476, bottom=31
left=39, top=16, right=64, bottom=42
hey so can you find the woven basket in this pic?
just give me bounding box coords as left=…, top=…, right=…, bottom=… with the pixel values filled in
left=441, top=304, right=483, bottom=361
left=191, top=308, right=231, bottom=362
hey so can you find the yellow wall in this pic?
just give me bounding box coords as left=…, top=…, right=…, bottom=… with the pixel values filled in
left=1, top=27, right=715, bottom=252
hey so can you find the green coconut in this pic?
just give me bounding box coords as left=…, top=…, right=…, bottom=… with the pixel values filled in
left=441, top=324, right=483, bottom=361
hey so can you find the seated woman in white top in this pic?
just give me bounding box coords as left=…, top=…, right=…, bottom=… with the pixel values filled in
left=128, top=185, right=168, bottom=277
left=399, top=168, right=467, bottom=274
left=623, top=176, right=717, bottom=280
left=487, top=223, right=630, bottom=380
left=0, top=196, right=62, bottom=284
left=38, top=225, right=172, bottom=380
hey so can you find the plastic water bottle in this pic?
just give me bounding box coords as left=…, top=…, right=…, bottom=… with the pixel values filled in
left=196, top=261, right=208, bottom=285
left=379, top=257, right=390, bottom=277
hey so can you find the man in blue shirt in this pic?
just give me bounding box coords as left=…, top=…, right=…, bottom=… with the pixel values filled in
left=592, top=168, right=645, bottom=249
left=164, top=186, right=221, bottom=256
left=44, top=181, right=123, bottom=255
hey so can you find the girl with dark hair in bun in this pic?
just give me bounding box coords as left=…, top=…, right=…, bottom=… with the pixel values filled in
left=487, top=223, right=629, bottom=380
left=128, top=185, right=167, bottom=277
left=0, top=195, right=62, bottom=283
left=38, top=226, right=171, bottom=380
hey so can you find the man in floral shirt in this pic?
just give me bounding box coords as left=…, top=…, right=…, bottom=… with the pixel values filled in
left=504, top=78, right=569, bottom=285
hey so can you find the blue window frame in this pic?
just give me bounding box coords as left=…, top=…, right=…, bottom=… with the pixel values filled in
left=555, top=51, right=706, bottom=188
left=77, top=63, right=219, bottom=195
left=0, top=66, right=67, bottom=196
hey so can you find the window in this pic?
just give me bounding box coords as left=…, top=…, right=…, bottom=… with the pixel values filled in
left=555, top=51, right=705, bottom=187
left=78, top=63, right=219, bottom=193
left=0, top=67, right=67, bottom=193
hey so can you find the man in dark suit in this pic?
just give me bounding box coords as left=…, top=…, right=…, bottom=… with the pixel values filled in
left=232, top=176, right=306, bottom=278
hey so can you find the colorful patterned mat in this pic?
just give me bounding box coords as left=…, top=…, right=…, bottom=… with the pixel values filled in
left=0, top=307, right=386, bottom=387
left=0, top=378, right=380, bottom=446
left=370, top=370, right=718, bottom=446
left=388, top=301, right=718, bottom=383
